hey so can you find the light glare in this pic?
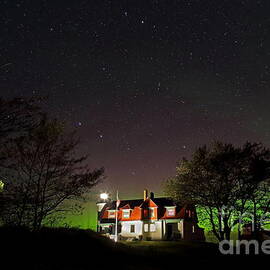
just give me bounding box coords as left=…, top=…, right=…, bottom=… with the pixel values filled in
left=100, top=193, right=108, bottom=200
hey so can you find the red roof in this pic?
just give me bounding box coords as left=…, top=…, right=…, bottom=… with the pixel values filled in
left=99, top=197, right=197, bottom=223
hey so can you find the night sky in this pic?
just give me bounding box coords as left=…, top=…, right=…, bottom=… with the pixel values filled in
left=1, top=0, right=270, bottom=199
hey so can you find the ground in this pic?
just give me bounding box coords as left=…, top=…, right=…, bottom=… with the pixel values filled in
left=122, top=240, right=219, bottom=256
left=0, top=227, right=268, bottom=270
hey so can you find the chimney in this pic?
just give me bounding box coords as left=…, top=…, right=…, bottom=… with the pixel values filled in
left=143, top=189, right=148, bottom=200
left=150, top=192, right=154, bottom=200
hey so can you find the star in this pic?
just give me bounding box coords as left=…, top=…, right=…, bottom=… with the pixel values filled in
left=2, top=0, right=269, bottom=200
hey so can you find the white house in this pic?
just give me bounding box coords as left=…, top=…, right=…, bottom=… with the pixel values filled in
left=97, top=190, right=205, bottom=241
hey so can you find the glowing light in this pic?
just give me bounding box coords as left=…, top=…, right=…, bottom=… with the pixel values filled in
left=100, top=193, right=108, bottom=201
left=0, top=180, right=4, bottom=191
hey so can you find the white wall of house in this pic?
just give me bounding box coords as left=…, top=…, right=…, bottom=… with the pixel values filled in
left=143, top=220, right=163, bottom=240
left=100, top=219, right=187, bottom=241
left=120, top=220, right=143, bottom=238
left=120, top=220, right=164, bottom=240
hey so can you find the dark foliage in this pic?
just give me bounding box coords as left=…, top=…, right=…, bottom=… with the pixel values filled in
left=165, top=141, right=270, bottom=241
left=0, top=116, right=104, bottom=230
left=0, top=98, right=104, bottom=230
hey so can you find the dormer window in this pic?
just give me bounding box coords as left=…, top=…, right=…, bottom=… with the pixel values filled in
left=122, top=209, right=130, bottom=219
left=149, top=207, right=155, bottom=218
left=108, top=210, right=115, bottom=218
left=166, top=206, right=176, bottom=217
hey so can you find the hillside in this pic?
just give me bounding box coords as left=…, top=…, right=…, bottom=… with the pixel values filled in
left=0, top=227, right=267, bottom=269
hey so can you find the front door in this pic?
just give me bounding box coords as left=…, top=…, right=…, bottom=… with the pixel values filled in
left=166, top=224, right=173, bottom=239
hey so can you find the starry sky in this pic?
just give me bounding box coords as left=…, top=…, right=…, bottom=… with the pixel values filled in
left=1, top=0, right=270, bottom=199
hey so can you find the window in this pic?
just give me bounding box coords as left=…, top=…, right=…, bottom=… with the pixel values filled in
left=144, top=224, right=156, bottom=232
left=122, top=209, right=130, bottom=219
left=130, top=224, right=135, bottom=233
left=150, top=224, right=156, bottom=232
left=100, top=226, right=109, bottom=234
left=192, top=225, right=195, bottom=233
left=108, top=210, right=115, bottom=218
left=149, top=208, right=155, bottom=218
left=166, top=207, right=175, bottom=217
left=144, top=224, right=148, bottom=232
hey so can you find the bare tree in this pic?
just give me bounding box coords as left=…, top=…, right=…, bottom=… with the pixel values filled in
left=1, top=116, right=104, bottom=230
left=0, top=97, right=41, bottom=142
left=0, top=97, right=42, bottom=223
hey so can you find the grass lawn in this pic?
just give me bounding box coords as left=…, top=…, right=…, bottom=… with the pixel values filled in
left=122, top=239, right=219, bottom=256
left=121, top=239, right=222, bottom=267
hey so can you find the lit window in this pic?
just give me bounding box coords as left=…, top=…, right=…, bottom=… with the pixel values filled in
left=150, top=224, right=156, bottom=232
left=122, top=209, right=130, bottom=218
left=166, top=207, right=175, bottom=217
left=192, top=225, right=195, bottom=233
left=108, top=210, right=115, bottom=218
left=144, top=224, right=148, bottom=232
left=149, top=208, right=155, bottom=218
left=130, top=224, right=135, bottom=233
